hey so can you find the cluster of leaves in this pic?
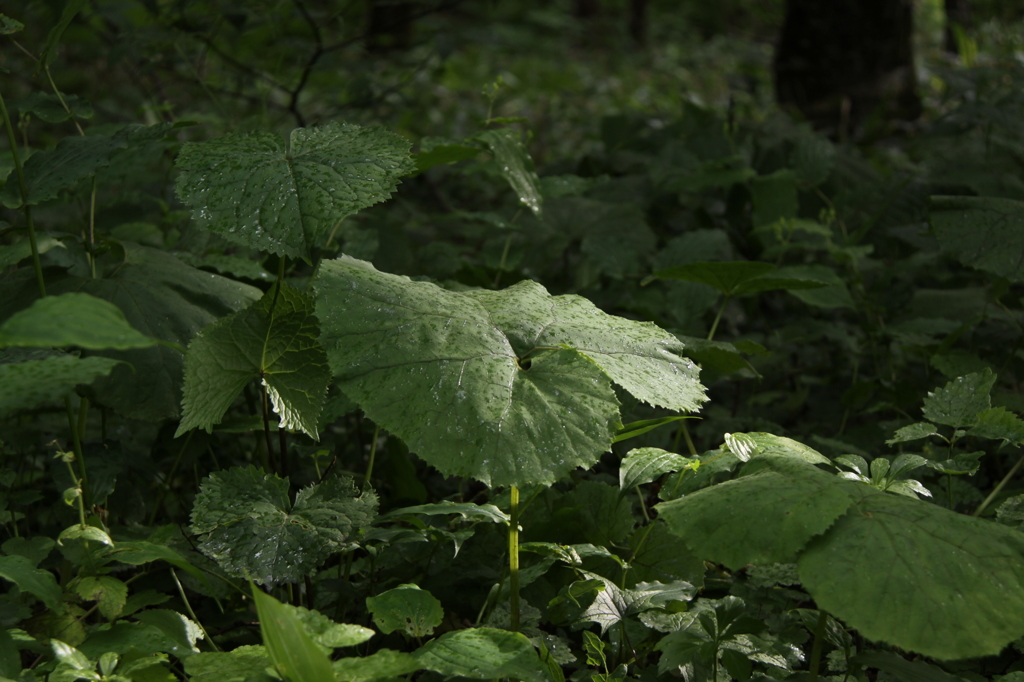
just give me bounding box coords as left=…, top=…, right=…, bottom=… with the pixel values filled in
left=2, top=3, right=1024, bottom=682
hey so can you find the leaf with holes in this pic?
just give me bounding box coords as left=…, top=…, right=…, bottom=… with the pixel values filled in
left=366, top=584, right=443, bottom=637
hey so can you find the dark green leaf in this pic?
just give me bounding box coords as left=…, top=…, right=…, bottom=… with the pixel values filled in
left=252, top=587, right=334, bottom=682
left=0, top=235, right=64, bottom=269
left=175, top=123, right=414, bottom=259
left=1, top=124, right=171, bottom=208
left=0, top=554, right=63, bottom=611
left=190, top=467, right=377, bottom=585
left=0, top=351, right=120, bottom=416
left=40, top=0, right=87, bottom=67
left=366, top=584, right=444, bottom=637
left=382, top=501, right=509, bottom=523
left=627, top=522, right=706, bottom=589
left=856, top=651, right=967, bottom=682
left=751, top=170, right=797, bottom=227
left=177, top=283, right=330, bottom=439
left=0, top=293, right=157, bottom=350
left=415, top=627, right=548, bottom=682
left=968, top=406, right=1024, bottom=445
left=613, top=416, right=692, bottom=443
left=799, top=482, right=1024, bottom=659
left=413, top=143, right=480, bottom=173
left=650, top=261, right=829, bottom=297
left=930, top=196, right=1024, bottom=282
left=0, top=14, right=24, bottom=34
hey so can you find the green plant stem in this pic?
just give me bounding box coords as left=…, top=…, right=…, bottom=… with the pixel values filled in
left=673, top=420, right=698, bottom=457
left=634, top=485, right=650, bottom=522
left=364, top=423, right=380, bottom=489
left=148, top=430, right=195, bottom=525
left=0, top=89, right=46, bottom=298
left=64, top=395, right=89, bottom=513
left=170, top=568, right=221, bottom=651
left=508, top=484, right=521, bottom=632
left=493, top=234, right=513, bottom=288
left=974, top=454, right=1024, bottom=517
left=77, top=397, right=89, bottom=442
left=707, top=295, right=730, bottom=341
left=259, top=383, right=276, bottom=474
left=807, top=609, right=828, bottom=682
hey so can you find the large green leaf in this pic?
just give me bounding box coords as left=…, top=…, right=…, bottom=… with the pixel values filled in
left=657, top=457, right=855, bottom=568
left=414, top=628, right=548, bottom=682
left=930, top=196, right=1024, bottom=282
left=316, top=256, right=704, bottom=487
left=575, top=573, right=696, bottom=634
left=465, top=278, right=705, bottom=413
left=619, top=448, right=692, bottom=492
left=190, top=467, right=377, bottom=585
left=184, top=646, right=276, bottom=682
left=0, top=350, right=120, bottom=416
left=476, top=128, right=543, bottom=217
left=1, top=124, right=171, bottom=208
left=799, top=481, right=1024, bottom=660
left=175, top=123, right=415, bottom=259
left=0, top=293, right=157, bottom=350
left=0, top=243, right=261, bottom=421
left=252, top=587, right=334, bottom=682
left=177, top=283, right=330, bottom=439
left=333, top=649, right=420, bottom=681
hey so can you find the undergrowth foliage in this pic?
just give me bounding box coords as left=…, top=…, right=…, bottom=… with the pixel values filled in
left=2, top=4, right=1024, bottom=682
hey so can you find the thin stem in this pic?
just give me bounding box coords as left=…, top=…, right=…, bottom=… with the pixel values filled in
left=673, top=420, right=698, bottom=457
left=707, top=295, right=730, bottom=341
left=807, top=610, right=828, bottom=682
left=260, top=383, right=276, bottom=474
left=508, top=485, right=521, bottom=632
left=148, top=430, right=195, bottom=525
left=170, top=568, right=221, bottom=651
left=364, top=423, right=380, bottom=489
left=0, top=89, right=46, bottom=298
left=77, top=396, right=89, bottom=442
left=493, top=234, right=513, bottom=289
left=64, top=395, right=88, bottom=512
left=634, top=485, right=650, bottom=522
left=974, top=454, right=1024, bottom=517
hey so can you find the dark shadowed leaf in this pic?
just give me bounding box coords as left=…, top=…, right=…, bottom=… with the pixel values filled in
left=175, top=123, right=414, bottom=259
left=930, top=196, right=1024, bottom=282
left=190, top=467, right=377, bottom=585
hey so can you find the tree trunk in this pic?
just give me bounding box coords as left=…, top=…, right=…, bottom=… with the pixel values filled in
left=367, top=0, right=414, bottom=52
left=773, top=0, right=921, bottom=138
left=629, top=0, right=648, bottom=46
left=943, top=0, right=971, bottom=54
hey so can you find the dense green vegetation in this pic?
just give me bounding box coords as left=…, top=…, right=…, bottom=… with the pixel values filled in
left=2, top=2, right=1024, bottom=681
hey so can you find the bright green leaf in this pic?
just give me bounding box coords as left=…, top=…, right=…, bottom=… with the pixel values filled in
left=723, top=432, right=830, bottom=464
left=177, top=283, right=330, bottom=439
left=613, top=416, right=693, bottom=443
left=887, top=422, right=940, bottom=445
left=134, top=609, right=203, bottom=657
left=316, top=256, right=694, bottom=487
left=75, top=576, right=127, bottom=620
left=415, top=627, right=548, bottom=682
left=333, top=649, right=420, bottom=682
left=190, top=467, right=377, bottom=585
left=252, top=586, right=334, bottom=682
left=184, top=645, right=275, bottom=682
left=576, top=572, right=696, bottom=634
left=0, top=293, right=158, bottom=350
left=58, top=524, right=113, bottom=546
left=0, top=243, right=261, bottom=421
left=930, top=196, right=1024, bottom=282
left=0, top=554, right=63, bottom=612
left=382, top=501, right=510, bottom=524
left=366, top=584, right=443, bottom=637
left=657, top=456, right=855, bottom=568
left=175, top=123, right=414, bottom=259
left=287, top=606, right=373, bottom=649
left=476, top=128, right=542, bottom=217
left=922, top=370, right=996, bottom=429
left=619, top=448, right=692, bottom=491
